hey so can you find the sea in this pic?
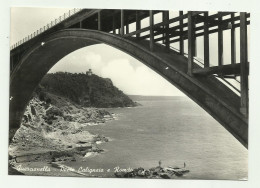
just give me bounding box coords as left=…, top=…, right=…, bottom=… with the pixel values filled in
left=66, top=96, right=248, bottom=180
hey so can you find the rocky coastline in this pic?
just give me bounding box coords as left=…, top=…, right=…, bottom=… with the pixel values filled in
left=8, top=94, right=115, bottom=176
left=8, top=72, right=145, bottom=177
left=114, top=166, right=190, bottom=179
left=8, top=71, right=189, bottom=178
left=8, top=94, right=190, bottom=178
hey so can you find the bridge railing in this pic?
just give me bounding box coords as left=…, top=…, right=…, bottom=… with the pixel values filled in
left=10, top=8, right=83, bottom=50
left=169, top=46, right=241, bottom=95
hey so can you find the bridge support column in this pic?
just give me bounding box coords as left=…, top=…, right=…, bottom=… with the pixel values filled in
left=179, top=11, right=184, bottom=55
left=204, top=12, right=210, bottom=68
left=240, top=12, right=249, bottom=117
left=188, top=11, right=195, bottom=76
left=136, top=11, right=141, bottom=38
left=121, top=10, right=124, bottom=36
left=149, top=10, right=154, bottom=52
left=112, top=15, right=116, bottom=34
left=218, top=12, right=223, bottom=66
left=163, top=11, right=170, bottom=52
left=231, top=13, right=236, bottom=65
left=162, top=13, right=165, bottom=44
left=126, top=16, right=129, bottom=34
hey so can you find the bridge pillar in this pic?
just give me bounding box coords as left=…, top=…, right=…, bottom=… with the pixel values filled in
left=231, top=13, right=236, bottom=65
left=188, top=11, right=195, bottom=76
left=126, top=15, right=129, bottom=34
left=163, top=11, right=170, bottom=52
left=112, top=15, right=116, bottom=34
left=179, top=11, right=184, bottom=55
left=218, top=12, right=224, bottom=66
left=120, top=10, right=124, bottom=35
left=149, top=10, right=154, bottom=52
left=240, top=12, right=249, bottom=117
left=162, top=13, right=165, bottom=44
left=204, top=12, right=210, bottom=68
left=136, top=11, right=141, bottom=38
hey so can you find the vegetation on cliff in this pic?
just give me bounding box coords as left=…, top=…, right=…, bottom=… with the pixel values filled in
left=37, top=72, right=137, bottom=108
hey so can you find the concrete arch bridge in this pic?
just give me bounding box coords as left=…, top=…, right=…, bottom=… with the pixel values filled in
left=10, top=9, right=250, bottom=148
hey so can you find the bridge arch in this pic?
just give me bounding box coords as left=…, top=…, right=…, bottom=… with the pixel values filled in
left=9, top=29, right=248, bottom=147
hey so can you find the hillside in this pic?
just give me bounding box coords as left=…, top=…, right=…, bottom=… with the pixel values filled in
left=9, top=72, right=139, bottom=175
left=9, top=94, right=114, bottom=176
left=37, top=72, right=137, bottom=108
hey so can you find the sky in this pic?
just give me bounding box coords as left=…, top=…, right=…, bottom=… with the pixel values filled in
left=10, top=7, right=246, bottom=96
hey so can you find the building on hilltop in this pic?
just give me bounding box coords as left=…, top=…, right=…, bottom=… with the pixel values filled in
left=86, top=69, right=92, bottom=76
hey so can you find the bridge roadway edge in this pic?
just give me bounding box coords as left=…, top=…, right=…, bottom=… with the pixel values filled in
left=9, top=29, right=248, bottom=148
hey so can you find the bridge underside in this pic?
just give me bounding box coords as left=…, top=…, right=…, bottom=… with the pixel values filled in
left=9, top=29, right=248, bottom=148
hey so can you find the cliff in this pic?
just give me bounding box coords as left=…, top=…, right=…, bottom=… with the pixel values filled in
left=9, top=94, right=114, bottom=169
left=37, top=72, right=137, bottom=108
left=9, top=72, right=138, bottom=175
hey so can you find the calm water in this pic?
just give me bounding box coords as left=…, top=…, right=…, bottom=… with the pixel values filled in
left=67, top=96, right=248, bottom=180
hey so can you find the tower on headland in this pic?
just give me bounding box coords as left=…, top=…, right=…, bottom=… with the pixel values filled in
left=86, top=69, right=92, bottom=76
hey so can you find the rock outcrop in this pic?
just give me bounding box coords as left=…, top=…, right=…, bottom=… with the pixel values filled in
left=9, top=93, right=114, bottom=172
left=37, top=72, right=138, bottom=108
left=114, top=166, right=190, bottom=179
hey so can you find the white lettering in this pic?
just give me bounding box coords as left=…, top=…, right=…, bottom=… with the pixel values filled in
left=16, top=165, right=51, bottom=172
left=114, top=166, right=133, bottom=173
